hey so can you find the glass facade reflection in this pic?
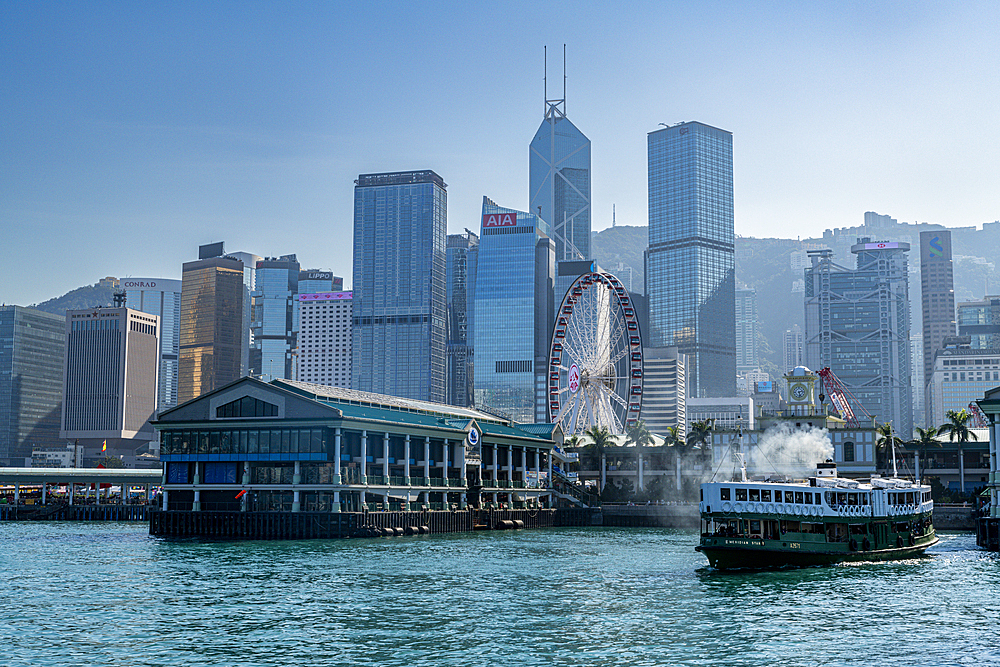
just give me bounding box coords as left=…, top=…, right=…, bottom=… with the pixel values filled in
left=0, top=306, right=65, bottom=465
left=179, top=257, right=247, bottom=404
left=473, top=197, right=554, bottom=422
left=647, top=122, right=736, bottom=398
left=958, top=296, right=1000, bottom=350
left=251, top=255, right=300, bottom=381
left=352, top=171, right=447, bottom=402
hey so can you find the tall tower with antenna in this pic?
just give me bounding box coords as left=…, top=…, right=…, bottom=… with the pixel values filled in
left=529, top=45, right=591, bottom=263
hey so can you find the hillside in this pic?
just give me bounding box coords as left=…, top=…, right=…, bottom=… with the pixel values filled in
left=30, top=283, right=118, bottom=317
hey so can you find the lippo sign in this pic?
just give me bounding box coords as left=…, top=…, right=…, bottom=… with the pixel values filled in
left=482, top=212, right=517, bottom=228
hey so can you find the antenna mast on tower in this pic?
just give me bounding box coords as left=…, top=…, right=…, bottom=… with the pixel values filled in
left=543, top=44, right=567, bottom=120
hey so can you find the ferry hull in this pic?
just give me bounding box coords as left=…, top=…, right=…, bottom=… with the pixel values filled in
left=697, top=536, right=939, bottom=570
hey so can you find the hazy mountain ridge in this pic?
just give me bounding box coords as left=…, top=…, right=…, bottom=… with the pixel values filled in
left=29, top=283, right=118, bottom=316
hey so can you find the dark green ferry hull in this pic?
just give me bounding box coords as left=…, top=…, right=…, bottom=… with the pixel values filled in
left=697, top=534, right=939, bottom=570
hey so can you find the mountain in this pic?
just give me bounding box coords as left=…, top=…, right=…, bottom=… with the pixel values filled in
left=30, top=283, right=118, bottom=317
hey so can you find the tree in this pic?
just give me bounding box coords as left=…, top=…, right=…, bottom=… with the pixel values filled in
left=625, top=420, right=654, bottom=448
left=686, top=419, right=715, bottom=452
left=875, top=422, right=905, bottom=475
left=939, top=409, right=979, bottom=495
left=584, top=425, right=618, bottom=491
left=908, top=426, right=942, bottom=478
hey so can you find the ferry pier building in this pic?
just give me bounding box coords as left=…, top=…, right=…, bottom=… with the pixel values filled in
left=152, top=378, right=569, bottom=536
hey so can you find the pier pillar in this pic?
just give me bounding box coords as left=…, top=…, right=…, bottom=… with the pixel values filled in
left=69, top=483, right=75, bottom=506
left=14, top=484, right=19, bottom=505
left=243, top=461, right=251, bottom=485
left=443, top=440, right=450, bottom=483
left=508, top=446, right=514, bottom=483
left=41, top=482, right=47, bottom=506
left=535, top=450, right=541, bottom=489
left=332, top=489, right=341, bottom=513
left=493, top=445, right=499, bottom=487
left=424, top=437, right=431, bottom=481
left=333, top=428, right=342, bottom=484
left=193, top=489, right=200, bottom=512
left=383, top=433, right=390, bottom=481
left=404, top=435, right=411, bottom=485
left=360, top=431, right=368, bottom=485
left=458, top=437, right=466, bottom=488
left=638, top=454, right=644, bottom=491
left=192, top=461, right=200, bottom=485
left=161, top=489, right=168, bottom=511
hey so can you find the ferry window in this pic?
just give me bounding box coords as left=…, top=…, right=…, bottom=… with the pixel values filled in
left=736, top=489, right=748, bottom=502
left=837, top=492, right=848, bottom=506
left=861, top=494, right=869, bottom=505
left=795, top=492, right=804, bottom=504
left=824, top=491, right=833, bottom=506
left=749, top=520, right=761, bottom=534
left=804, top=493, right=812, bottom=504
left=906, top=492, right=914, bottom=505
left=785, top=491, right=794, bottom=503
left=749, top=489, right=760, bottom=502
left=847, top=494, right=857, bottom=506
left=720, top=488, right=731, bottom=501
left=762, top=490, right=772, bottom=502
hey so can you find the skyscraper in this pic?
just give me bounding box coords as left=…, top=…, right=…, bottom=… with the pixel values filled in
left=122, top=278, right=182, bottom=411
left=297, top=290, right=353, bottom=388
left=919, top=230, right=956, bottom=421
left=298, top=270, right=343, bottom=295
left=352, top=170, right=447, bottom=402
left=735, top=288, right=759, bottom=373
left=446, top=230, right=478, bottom=407
left=61, top=307, right=160, bottom=456
left=783, top=325, right=804, bottom=372
left=474, top=197, right=555, bottom=422
left=0, top=306, right=65, bottom=465
left=647, top=121, right=736, bottom=398
left=529, top=64, right=590, bottom=263
left=804, top=240, right=913, bottom=437
left=178, top=252, right=246, bottom=404
left=251, top=254, right=300, bottom=381
left=958, top=296, right=1000, bottom=349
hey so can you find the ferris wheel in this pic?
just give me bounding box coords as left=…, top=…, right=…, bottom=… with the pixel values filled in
left=547, top=272, right=643, bottom=435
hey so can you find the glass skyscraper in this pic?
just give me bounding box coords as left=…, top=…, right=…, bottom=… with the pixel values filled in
left=0, top=306, right=65, bottom=465
left=529, top=98, right=591, bottom=262
left=251, top=254, right=300, bottom=381
left=446, top=231, right=478, bottom=407
left=646, top=121, right=736, bottom=398
left=123, top=278, right=182, bottom=411
left=352, top=170, right=447, bottom=403
left=805, top=241, right=913, bottom=437
left=473, top=197, right=555, bottom=423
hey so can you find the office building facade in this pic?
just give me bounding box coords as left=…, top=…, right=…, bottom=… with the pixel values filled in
left=178, top=253, right=247, bottom=404
left=122, top=278, right=182, bottom=411
left=474, top=197, right=555, bottom=423
left=529, top=92, right=590, bottom=263
left=736, top=288, right=759, bottom=372
left=639, top=347, right=686, bottom=437
left=919, top=230, right=957, bottom=420
left=928, top=348, right=999, bottom=427
left=0, top=306, right=65, bottom=465
left=958, top=296, right=1000, bottom=350
left=647, top=121, right=736, bottom=398
left=783, top=325, right=804, bottom=374
left=805, top=240, right=913, bottom=437
left=61, top=308, right=160, bottom=446
left=251, top=255, right=300, bottom=381
left=297, top=291, right=353, bottom=388
left=298, top=270, right=343, bottom=295
left=446, top=231, right=478, bottom=407
left=352, top=171, right=447, bottom=403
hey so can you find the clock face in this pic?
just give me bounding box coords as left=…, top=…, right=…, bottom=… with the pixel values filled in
left=791, top=384, right=807, bottom=401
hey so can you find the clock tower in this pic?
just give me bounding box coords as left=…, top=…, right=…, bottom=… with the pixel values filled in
left=784, top=366, right=818, bottom=415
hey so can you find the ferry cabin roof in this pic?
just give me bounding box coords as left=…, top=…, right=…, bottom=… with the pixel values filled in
left=700, top=480, right=933, bottom=518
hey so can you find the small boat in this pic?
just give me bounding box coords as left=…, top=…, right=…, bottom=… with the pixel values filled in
left=696, top=460, right=938, bottom=569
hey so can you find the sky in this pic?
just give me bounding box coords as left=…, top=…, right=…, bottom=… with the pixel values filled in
left=2, top=1, right=998, bottom=305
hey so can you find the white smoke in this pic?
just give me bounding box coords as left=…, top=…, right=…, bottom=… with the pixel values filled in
left=751, top=423, right=834, bottom=479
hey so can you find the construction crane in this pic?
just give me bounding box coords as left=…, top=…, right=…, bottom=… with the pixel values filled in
left=968, top=402, right=989, bottom=428
left=816, top=367, right=873, bottom=428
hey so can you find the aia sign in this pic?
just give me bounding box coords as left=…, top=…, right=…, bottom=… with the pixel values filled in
left=482, top=212, right=517, bottom=228
left=568, top=364, right=580, bottom=394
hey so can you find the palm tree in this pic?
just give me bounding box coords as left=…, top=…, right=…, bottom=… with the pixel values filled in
left=686, top=419, right=715, bottom=451
left=583, top=425, right=618, bottom=491
left=908, top=426, right=941, bottom=481
left=939, top=409, right=979, bottom=495
left=875, top=422, right=905, bottom=475
left=625, top=420, right=655, bottom=493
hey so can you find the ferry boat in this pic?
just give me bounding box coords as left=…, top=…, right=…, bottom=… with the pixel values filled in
left=696, top=460, right=938, bottom=569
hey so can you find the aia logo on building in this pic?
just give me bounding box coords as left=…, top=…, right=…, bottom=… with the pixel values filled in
left=482, top=212, right=517, bottom=228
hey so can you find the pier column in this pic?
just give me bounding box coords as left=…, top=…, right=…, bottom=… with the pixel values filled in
left=161, top=489, right=168, bottom=511
left=41, top=482, right=47, bottom=506
left=243, top=461, right=251, bottom=485
left=383, top=433, right=390, bottom=481
left=383, top=489, right=390, bottom=510
left=492, top=445, right=499, bottom=486
left=507, top=446, right=514, bottom=483
left=535, top=450, right=541, bottom=490
left=193, top=489, right=200, bottom=512
left=638, top=453, right=644, bottom=491
left=333, top=428, right=342, bottom=484
left=69, top=483, right=75, bottom=506
left=404, top=435, right=411, bottom=485
left=14, top=484, right=19, bottom=505
left=192, top=462, right=200, bottom=511
left=292, top=461, right=301, bottom=512
left=442, top=440, right=450, bottom=483
left=360, top=431, right=368, bottom=485
left=458, top=439, right=467, bottom=509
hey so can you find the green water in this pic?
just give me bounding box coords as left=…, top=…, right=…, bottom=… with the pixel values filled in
left=1, top=523, right=996, bottom=666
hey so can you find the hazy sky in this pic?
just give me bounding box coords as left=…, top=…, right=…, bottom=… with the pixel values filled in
left=3, top=1, right=998, bottom=305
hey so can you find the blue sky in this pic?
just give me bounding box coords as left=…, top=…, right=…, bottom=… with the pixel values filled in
left=2, top=1, right=998, bottom=305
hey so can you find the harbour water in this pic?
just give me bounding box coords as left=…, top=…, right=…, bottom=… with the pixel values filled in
left=2, top=523, right=997, bottom=666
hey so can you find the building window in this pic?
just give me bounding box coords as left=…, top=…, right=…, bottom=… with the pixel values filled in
left=843, top=442, right=855, bottom=462
left=216, top=396, right=278, bottom=418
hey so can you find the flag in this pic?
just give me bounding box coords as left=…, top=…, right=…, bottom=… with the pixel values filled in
left=102, top=440, right=107, bottom=452
left=235, top=489, right=248, bottom=500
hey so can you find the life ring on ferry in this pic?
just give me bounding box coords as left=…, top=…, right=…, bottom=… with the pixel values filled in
left=887, top=506, right=895, bottom=516
left=766, top=503, right=775, bottom=514
left=908, top=533, right=915, bottom=546
left=794, top=505, right=802, bottom=516
left=812, top=507, right=821, bottom=517
left=862, top=537, right=871, bottom=551
left=756, top=503, right=765, bottom=514
left=722, top=502, right=732, bottom=513
left=734, top=502, right=744, bottom=514
left=849, top=539, right=858, bottom=552
left=776, top=503, right=785, bottom=513
left=896, top=535, right=904, bottom=548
